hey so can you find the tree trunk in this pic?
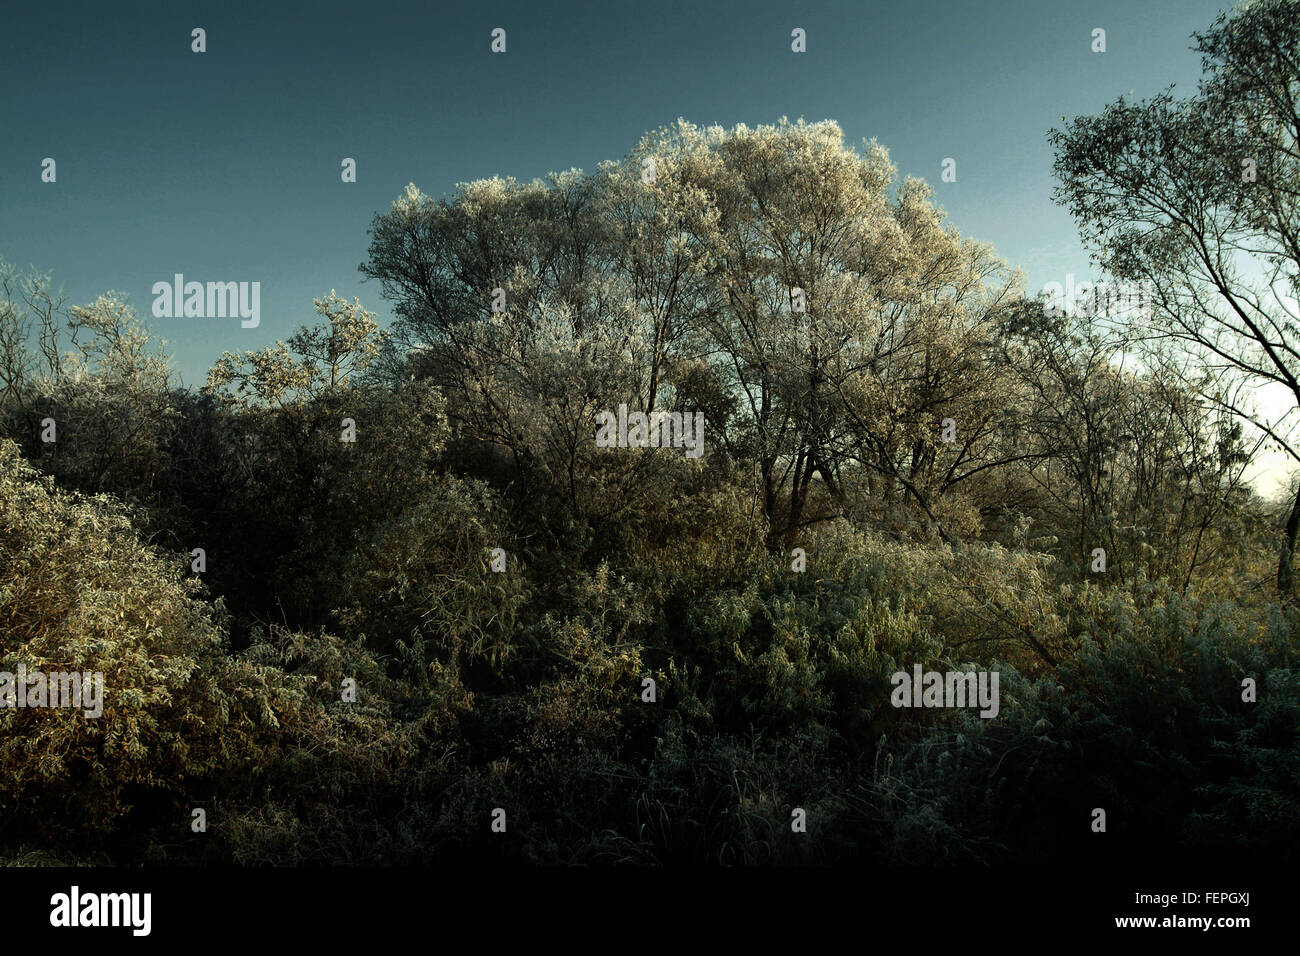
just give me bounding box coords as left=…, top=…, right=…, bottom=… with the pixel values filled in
left=1278, top=478, right=1300, bottom=600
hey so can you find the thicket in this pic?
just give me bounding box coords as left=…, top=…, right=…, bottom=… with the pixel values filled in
left=3, top=10, right=1299, bottom=861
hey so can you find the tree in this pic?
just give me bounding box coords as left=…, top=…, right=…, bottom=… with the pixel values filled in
left=203, top=292, right=449, bottom=629
left=0, top=261, right=177, bottom=498
left=997, top=302, right=1260, bottom=587
left=1049, top=0, right=1300, bottom=596
left=360, top=119, right=1025, bottom=552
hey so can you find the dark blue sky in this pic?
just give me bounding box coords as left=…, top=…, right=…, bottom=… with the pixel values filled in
left=2, top=0, right=1228, bottom=388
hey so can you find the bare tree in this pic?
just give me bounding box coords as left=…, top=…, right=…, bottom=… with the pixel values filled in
left=1050, top=0, right=1300, bottom=597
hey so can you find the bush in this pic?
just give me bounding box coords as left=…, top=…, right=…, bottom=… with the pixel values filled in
left=0, top=439, right=416, bottom=861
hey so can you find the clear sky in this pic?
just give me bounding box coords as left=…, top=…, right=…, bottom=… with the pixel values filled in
left=9, top=0, right=1281, bottom=485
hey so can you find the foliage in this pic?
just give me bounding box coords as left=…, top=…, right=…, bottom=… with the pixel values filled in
left=1, top=1, right=1298, bottom=865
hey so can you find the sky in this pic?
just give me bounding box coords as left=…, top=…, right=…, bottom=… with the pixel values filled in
left=3, top=0, right=1288, bottom=491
